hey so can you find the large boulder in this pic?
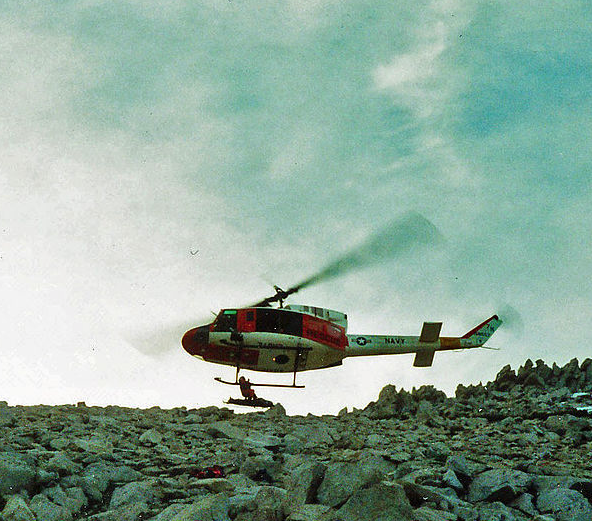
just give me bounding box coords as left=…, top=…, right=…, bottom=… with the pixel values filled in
left=240, top=453, right=283, bottom=483
left=163, top=494, right=231, bottom=521
left=536, top=488, right=592, bottom=521
left=286, top=504, right=333, bottom=520
left=109, top=480, right=156, bottom=510
left=139, top=428, right=164, bottom=446
left=285, top=460, right=326, bottom=507
left=0, top=496, right=36, bottom=521
left=492, top=365, right=518, bottom=391
left=335, top=482, right=414, bottom=521
left=0, top=452, right=37, bottom=495
left=364, top=386, right=418, bottom=419
left=80, top=462, right=143, bottom=504
left=43, top=451, right=80, bottom=476
left=250, top=486, right=288, bottom=521
left=206, top=421, right=245, bottom=440
left=468, top=469, right=532, bottom=503
left=42, top=485, right=88, bottom=517
left=29, top=494, right=74, bottom=521
left=317, top=458, right=391, bottom=508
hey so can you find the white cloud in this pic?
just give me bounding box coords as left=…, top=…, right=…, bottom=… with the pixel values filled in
left=373, top=39, right=445, bottom=91
left=372, top=1, right=470, bottom=118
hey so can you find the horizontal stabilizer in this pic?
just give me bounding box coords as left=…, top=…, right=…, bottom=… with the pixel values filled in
left=419, top=322, right=442, bottom=343
left=413, top=349, right=435, bottom=367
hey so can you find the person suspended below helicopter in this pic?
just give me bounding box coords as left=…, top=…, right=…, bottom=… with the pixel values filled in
left=239, top=376, right=257, bottom=400
left=222, top=375, right=275, bottom=408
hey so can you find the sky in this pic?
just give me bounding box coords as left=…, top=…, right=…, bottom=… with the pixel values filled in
left=2, top=0, right=591, bottom=415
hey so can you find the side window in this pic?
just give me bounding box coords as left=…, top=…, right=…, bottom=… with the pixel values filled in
left=256, top=309, right=280, bottom=332
left=214, top=310, right=237, bottom=332
left=279, top=311, right=303, bottom=336
left=254, top=309, right=303, bottom=335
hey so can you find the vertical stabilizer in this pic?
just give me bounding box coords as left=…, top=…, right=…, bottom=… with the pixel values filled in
left=462, top=315, right=502, bottom=346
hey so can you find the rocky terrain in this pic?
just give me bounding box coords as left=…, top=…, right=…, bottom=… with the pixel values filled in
left=2, top=358, right=592, bottom=521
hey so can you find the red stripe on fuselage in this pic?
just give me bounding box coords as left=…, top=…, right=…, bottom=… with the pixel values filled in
left=302, top=314, right=346, bottom=350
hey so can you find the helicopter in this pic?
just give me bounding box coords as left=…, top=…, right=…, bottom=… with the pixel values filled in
left=180, top=213, right=503, bottom=404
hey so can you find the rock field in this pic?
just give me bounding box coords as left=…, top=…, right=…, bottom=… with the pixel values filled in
left=2, top=358, right=592, bottom=521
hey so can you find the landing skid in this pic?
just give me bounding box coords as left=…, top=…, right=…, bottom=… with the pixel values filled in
left=215, top=377, right=304, bottom=389
left=225, top=397, right=275, bottom=408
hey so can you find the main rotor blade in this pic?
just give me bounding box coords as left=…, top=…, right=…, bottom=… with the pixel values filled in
left=253, top=211, right=442, bottom=307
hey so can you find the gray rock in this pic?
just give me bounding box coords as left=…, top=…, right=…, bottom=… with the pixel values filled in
left=364, top=385, right=417, bottom=419
left=283, top=434, right=306, bottom=454
left=475, top=501, right=523, bottom=521
left=264, top=403, right=287, bottom=419
left=0, top=452, right=37, bottom=495
left=226, top=473, right=258, bottom=490
left=42, top=485, right=88, bottom=516
left=240, top=454, right=282, bottom=483
left=44, top=451, right=80, bottom=476
left=191, top=477, right=235, bottom=493
left=0, top=410, right=15, bottom=428
left=468, top=468, right=532, bottom=503
left=4, top=358, right=592, bottom=521
left=336, top=482, right=414, bottom=521
left=48, top=437, right=70, bottom=450
left=536, top=488, right=592, bottom=521
left=289, top=423, right=334, bottom=447
left=228, top=486, right=261, bottom=517
left=164, top=493, right=231, bottom=521
left=494, top=365, right=518, bottom=391
left=0, top=496, right=36, bottom=521
left=286, top=504, right=333, bottom=520
left=532, top=475, right=578, bottom=492
left=424, top=441, right=451, bottom=462
left=285, top=460, right=326, bottom=507
left=511, top=492, right=538, bottom=516
left=87, top=503, right=150, bottom=521
left=250, top=485, right=287, bottom=521
left=73, top=435, right=113, bottom=454
left=364, top=434, right=388, bottom=447
left=317, top=459, right=386, bottom=507
left=81, top=462, right=143, bottom=503
left=413, top=506, right=457, bottom=521
left=207, top=421, right=245, bottom=440
left=445, top=454, right=473, bottom=481
left=30, top=494, right=74, bottom=521
left=416, top=400, right=443, bottom=425
left=244, top=431, right=282, bottom=449
left=109, top=480, right=155, bottom=509
left=398, top=481, right=460, bottom=510
left=139, top=428, right=164, bottom=445
left=150, top=504, right=187, bottom=521
left=442, top=469, right=464, bottom=491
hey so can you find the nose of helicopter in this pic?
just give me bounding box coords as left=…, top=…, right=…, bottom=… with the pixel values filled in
left=182, top=325, right=210, bottom=355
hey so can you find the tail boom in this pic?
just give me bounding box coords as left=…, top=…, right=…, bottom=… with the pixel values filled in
left=345, top=314, right=502, bottom=366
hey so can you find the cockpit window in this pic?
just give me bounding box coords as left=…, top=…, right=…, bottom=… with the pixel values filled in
left=213, top=310, right=237, bottom=332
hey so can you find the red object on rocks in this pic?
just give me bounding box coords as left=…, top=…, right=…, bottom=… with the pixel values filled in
left=192, top=465, right=225, bottom=479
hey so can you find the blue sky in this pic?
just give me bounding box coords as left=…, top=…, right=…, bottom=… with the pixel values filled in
left=2, top=1, right=591, bottom=414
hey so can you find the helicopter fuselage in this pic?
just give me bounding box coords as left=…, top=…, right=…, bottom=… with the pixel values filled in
left=181, top=305, right=502, bottom=373
left=182, top=306, right=348, bottom=373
